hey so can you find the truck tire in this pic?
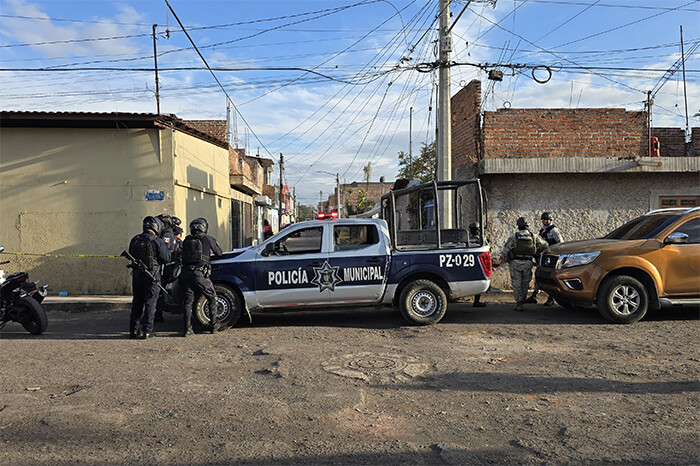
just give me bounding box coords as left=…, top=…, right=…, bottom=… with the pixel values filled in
left=193, top=284, right=242, bottom=331
left=399, top=280, right=447, bottom=325
left=597, top=275, right=648, bottom=324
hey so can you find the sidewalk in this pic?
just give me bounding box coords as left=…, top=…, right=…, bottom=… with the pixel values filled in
left=43, top=295, right=132, bottom=312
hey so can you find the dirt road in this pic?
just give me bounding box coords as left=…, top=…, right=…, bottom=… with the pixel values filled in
left=1, top=301, right=698, bottom=465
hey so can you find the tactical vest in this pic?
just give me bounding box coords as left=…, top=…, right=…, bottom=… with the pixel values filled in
left=513, top=230, right=537, bottom=259
left=540, top=225, right=557, bottom=245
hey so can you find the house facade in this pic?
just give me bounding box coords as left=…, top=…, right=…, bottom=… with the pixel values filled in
left=451, top=81, right=700, bottom=289
left=0, top=111, right=232, bottom=294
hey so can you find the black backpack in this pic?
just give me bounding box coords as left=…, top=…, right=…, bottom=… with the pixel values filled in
left=131, top=234, right=157, bottom=270
left=182, top=235, right=208, bottom=265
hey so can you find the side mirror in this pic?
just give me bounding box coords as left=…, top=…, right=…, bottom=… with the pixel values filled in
left=664, top=232, right=689, bottom=245
left=261, top=242, right=275, bottom=257
left=0, top=246, right=4, bottom=253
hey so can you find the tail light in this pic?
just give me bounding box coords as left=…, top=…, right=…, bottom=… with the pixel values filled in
left=330, top=210, right=338, bottom=218
left=478, top=251, right=492, bottom=278
left=317, top=212, right=326, bottom=219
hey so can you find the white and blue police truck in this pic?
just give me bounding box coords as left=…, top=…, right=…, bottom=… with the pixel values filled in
left=202, top=180, right=491, bottom=326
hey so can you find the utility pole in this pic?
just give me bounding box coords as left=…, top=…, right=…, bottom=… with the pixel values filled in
left=152, top=24, right=161, bottom=114
left=409, top=106, right=413, bottom=175
left=278, top=153, right=284, bottom=230
left=646, top=91, right=652, bottom=158
left=680, top=25, right=692, bottom=155
left=336, top=173, right=341, bottom=218
left=437, top=0, right=453, bottom=228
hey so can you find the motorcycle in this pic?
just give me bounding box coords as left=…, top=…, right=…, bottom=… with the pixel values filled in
left=0, top=246, right=49, bottom=335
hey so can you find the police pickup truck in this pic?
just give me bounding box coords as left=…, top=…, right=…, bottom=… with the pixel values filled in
left=199, top=180, right=491, bottom=327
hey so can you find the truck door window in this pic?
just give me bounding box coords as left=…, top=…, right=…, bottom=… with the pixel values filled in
left=670, top=217, right=700, bottom=244
left=333, top=225, right=378, bottom=251
left=276, top=227, right=323, bottom=255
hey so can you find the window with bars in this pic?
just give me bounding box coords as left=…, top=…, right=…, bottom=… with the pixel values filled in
left=659, top=196, right=700, bottom=208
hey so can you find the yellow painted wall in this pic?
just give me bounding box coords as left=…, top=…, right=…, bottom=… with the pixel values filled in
left=0, top=126, right=231, bottom=294
left=172, top=130, right=232, bottom=250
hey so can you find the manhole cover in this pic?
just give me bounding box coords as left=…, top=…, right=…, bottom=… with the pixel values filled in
left=323, top=353, right=427, bottom=382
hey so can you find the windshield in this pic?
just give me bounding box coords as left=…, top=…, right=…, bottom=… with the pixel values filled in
left=604, top=213, right=679, bottom=240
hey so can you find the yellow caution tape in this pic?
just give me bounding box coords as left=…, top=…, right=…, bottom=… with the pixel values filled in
left=2, top=252, right=122, bottom=259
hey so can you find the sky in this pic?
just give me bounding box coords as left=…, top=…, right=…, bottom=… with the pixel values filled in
left=1, top=0, right=698, bottom=206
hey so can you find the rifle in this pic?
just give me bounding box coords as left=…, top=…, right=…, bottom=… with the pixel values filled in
left=120, top=250, right=171, bottom=297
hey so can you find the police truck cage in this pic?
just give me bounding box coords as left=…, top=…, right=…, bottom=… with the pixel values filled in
left=380, top=179, right=487, bottom=251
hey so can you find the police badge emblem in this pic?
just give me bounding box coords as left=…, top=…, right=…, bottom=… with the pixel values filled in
left=311, top=260, right=342, bottom=292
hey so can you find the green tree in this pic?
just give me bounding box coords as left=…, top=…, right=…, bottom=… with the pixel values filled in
left=396, top=141, right=436, bottom=182
left=298, top=204, right=315, bottom=220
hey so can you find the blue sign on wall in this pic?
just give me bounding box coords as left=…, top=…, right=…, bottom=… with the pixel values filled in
left=145, top=190, right=165, bottom=201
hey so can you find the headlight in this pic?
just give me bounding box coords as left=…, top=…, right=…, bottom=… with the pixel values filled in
left=557, top=251, right=600, bottom=269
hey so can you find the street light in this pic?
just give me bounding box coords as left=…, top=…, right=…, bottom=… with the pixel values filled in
left=317, top=170, right=341, bottom=218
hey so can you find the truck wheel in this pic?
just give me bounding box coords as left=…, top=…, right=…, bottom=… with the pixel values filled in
left=193, top=285, right=242, bottom=331
left=399, top=280, right=447, bottom=325
left=597, top=275, right=648, bottom=324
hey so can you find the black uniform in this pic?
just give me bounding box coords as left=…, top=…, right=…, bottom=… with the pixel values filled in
left=128, top=230, right=170, bottom=337
left=154, top=226, right=179, bottom=323
left=181, top=232, right=223, bottom=332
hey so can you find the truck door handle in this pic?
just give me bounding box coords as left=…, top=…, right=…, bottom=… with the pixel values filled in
left=366, top=257, right=383, bottom=263
left=309, top=262, right=322, bottom=267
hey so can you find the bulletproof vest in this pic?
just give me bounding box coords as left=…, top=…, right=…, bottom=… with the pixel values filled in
left=130, top=233, right=157, bottom=270
left=513, top=230, right=537, bottom=258
left=540, top=225, right=557, bottom=245
left=182, top=233, right=210, bottom=266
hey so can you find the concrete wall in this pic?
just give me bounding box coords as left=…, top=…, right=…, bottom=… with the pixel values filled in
left=0, top=126, right=231, bottom=294
left=471, top=172, right=700, bottom=289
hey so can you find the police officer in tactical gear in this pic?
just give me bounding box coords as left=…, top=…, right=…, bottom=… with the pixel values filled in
left=128, top=216, right=171, bottom=339
left=525, top=212, right=563, bottom=306
left=154, top=214, right=178, bottom=323
left=172, top=217, right=184, bottom=252
left=501, top=217, right=548, bottom=312
left=180, top=217, right=223, bottom=336
left=469, top=222, right=487, bottom=308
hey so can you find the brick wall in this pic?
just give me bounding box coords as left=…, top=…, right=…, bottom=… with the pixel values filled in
left=451, top=80, right=481, bottom=177
left=653, top=127, right=700, bottom=156
left=327, top=181, right=393, bottom=208
left=183, top=120, right=227, bottom=143
left=482, top=108, right=647, bottom=158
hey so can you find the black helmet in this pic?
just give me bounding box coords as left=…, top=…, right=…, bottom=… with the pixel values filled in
left=190, top=217, right=208, bottom=235
left=157, top=214, right=172, bottom=229
left=541, top=212, right=553, bottom=221
left=468, top=222, right=480, bottom=234
left=516, top=217, right=528, bottom=229
left=171, top=216, right=182, bottom=227
left=143, top=216, right=162, bottom=235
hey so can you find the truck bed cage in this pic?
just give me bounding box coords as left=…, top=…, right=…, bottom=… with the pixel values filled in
left=380, top=179, right=487, bottom=250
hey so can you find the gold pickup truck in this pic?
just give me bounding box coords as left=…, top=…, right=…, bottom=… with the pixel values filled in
left=536, top=207, right=700, bottom=323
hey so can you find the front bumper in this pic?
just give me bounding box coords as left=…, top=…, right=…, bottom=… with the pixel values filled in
left=535, top=263, right=606, bottom=304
